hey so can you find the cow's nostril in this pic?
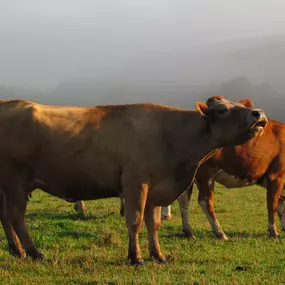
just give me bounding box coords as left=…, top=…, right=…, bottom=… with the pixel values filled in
left=251, top=110, right=261, bottom=119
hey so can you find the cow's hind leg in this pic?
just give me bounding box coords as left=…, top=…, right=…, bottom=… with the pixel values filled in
left=277, top=189, right=285, bottom=232
left=5, top=189, right=44, bottom=260
left=144, top=205, right=166, bottom=263
left=266, top=176, right=285, bottom=238
left=74, top=200, right=87, bottom=214
left=177, top=185, right=195, bottom=238
left=0, top=189, right=24, bottom=257
left=197, top=179, right=228, bottom=240
left=1, top=219, right=24, bottom=257
left=123, top=182, right=148, bottom=265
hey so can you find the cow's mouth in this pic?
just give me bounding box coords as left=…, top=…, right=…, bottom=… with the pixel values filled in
left=249, top=118, right=268, bottom=136
left=252, top=119, right=267, bottom=129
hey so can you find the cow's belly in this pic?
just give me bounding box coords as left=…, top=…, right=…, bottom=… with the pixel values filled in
left=214, top=170, right=257, bottom=189
left=35, top=164, right=122, bottom=201
left=38, top=178, right=121, bottom=201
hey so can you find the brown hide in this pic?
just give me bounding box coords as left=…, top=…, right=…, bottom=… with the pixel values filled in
left=185, top=119, right=285, bottom=239
left=197, top=119, right=283, bottom=184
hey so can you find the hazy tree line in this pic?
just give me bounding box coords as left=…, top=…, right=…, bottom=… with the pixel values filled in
left=0, top=76, right=283, bottom=122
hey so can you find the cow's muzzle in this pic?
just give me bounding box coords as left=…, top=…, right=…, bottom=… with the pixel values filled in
left=248, top=109, right=268, bottom=137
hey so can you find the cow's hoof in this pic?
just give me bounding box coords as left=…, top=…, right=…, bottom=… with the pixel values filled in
left=216, top=233, right=229, bottom=240
left=268, top=230, right=279, bottom=238
left=26, top=248, right=45, bottom=260
left=220, top=235, right=229, bottom=241
left=130, top=258, right=144, bottom=266
left=151, top=252, right=168, bottom=264
left=9, top=245, right=25, bottom=258
left=156, top=255, right=168, bottom=264
left=183, top=230, right=195, bottom=239
left=75, top=208, right=87, bottom=215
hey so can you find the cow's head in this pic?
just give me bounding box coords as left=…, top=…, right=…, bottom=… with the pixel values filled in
left=195, top=96, right=268, bottom=146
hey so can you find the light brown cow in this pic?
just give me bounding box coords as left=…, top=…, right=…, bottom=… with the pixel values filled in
left=0, top=97, right=267, bottom=265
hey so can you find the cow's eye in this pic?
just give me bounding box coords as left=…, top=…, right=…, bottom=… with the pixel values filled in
left=219, top=108, right=227, bottom=114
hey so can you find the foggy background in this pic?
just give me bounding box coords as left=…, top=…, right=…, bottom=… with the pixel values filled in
left=1, top=1, right=285, bottom=121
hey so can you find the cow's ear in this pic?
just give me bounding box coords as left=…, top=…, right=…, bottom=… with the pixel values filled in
left=196, top=102, right=210, bottom=117
left=240, top=99, right=254, bottom=108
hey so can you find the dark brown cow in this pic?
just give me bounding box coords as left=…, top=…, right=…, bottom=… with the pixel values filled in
left=0, top=97, right=267, bottom=264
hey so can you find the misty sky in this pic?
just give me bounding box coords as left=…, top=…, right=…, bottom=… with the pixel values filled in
left=1, top=0, right=285, bottom=88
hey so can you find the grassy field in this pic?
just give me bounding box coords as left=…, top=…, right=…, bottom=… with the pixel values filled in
left=0, top=184, right=284, bottom=285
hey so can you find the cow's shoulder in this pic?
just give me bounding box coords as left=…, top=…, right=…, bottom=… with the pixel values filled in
left=256, top=119, right=285, bottom=153
left=269, top=119, right=285, bottom=137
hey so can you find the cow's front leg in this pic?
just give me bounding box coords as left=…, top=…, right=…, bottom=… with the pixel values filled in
left=266, top=178, right=285, bottom=238
left=177, top=185, right=195, bottom=238
left=74, top=200, right=87, bottom=214
left=197, top=179, right=228, bottom=240
left=124, top=183, right=148, bottom=265
left=144, top=205, right=167, bottom=263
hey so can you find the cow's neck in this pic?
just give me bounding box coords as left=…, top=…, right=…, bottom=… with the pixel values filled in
left=153, top=112, right=220, bottom=205
left=164, top=111, right=220, bottom=167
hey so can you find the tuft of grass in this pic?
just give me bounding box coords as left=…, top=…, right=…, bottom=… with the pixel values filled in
left=1, top=185, right=285, bottom=284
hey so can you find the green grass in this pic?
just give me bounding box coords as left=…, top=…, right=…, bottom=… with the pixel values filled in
left=0, top=184, right=285, bottom=285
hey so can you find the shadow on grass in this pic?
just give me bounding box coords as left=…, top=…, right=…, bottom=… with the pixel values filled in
left=56, top=230, right=99, bottom=239
left=106, top=256, right=165, bottom=266
left=161, top=229, right=267, bottom=240
left=80, top=283, right=117, bottom=285
left=162, top=232, right=189, bottom=239
left=26, top=211, right=118, bottom=222
left=161, top=227, right=212, bottom=239
left=225, top=231, right=266, bottom=239
left=80, top=281, right=119, bottom=285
